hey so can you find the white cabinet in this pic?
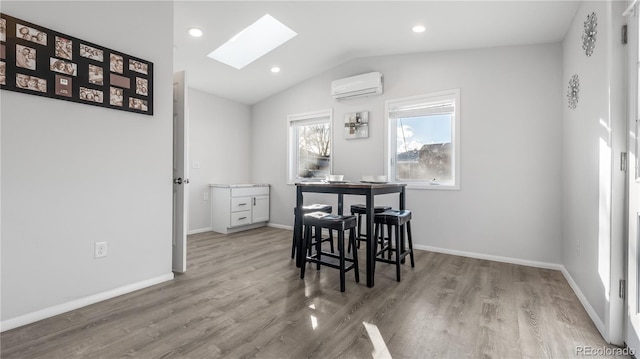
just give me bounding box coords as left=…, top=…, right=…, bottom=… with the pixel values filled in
left=210, top=184, right=270, bottom=234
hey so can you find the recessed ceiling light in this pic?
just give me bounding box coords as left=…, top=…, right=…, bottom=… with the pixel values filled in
left=207, top=14, right=297, bottom=70
left=412, top=25, right=426, bottom=33
left=271, top=66, right=281, bottom=73
left=188, top=27, right=203, bottom=37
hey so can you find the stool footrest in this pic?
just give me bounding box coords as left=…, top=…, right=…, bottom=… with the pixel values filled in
left=306, top=252, right=357, bottom=271
left=375, top=252, right=411, bottom=265
left=376, top=247, right=412, bottom=257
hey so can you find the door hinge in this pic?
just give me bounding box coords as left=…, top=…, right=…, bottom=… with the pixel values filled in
left=622, top=24, right=628, bottom=45
left=621, top=152, right=628, bottom=172
left=620, top=279, right=626, bottom=299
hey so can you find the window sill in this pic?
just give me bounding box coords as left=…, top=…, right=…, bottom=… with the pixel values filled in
left=287, top=178, right=325, bottom=185
left=404, top=182, right=460, bottom=190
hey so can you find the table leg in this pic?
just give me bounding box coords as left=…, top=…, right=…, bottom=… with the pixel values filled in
left=295, top=187, right=304, bottom=268
left=366, top=193, right=374, bottom=287
left=338, top=193, right=344, bottom=215
left=399, top=187, right=406, bottom=264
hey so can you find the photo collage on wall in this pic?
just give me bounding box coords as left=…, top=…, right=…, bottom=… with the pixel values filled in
left=0, top=13, right=153, bottom=115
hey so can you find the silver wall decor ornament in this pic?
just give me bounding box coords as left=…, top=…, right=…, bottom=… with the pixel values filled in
left=582, top=12, right=597, bottom=57
left=567, top=74, right=580, bottom=110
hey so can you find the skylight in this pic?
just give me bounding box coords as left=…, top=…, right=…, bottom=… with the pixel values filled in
left=207, top=14, right=297, bottom=69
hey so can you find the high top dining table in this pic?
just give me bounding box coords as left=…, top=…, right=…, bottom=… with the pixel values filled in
left=294, top=181, right=407, bottom=288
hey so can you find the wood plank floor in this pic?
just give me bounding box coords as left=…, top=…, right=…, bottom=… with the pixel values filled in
left=0, top=227, right=628, bottom=358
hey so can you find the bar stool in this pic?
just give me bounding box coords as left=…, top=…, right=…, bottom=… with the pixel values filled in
left=300, top=212, right=359, bottom=292
left=348, top=204, right=392, bottom=252
left=373, top=209, right=415, bottom=282
left=291, top=204, right=333, bottom=259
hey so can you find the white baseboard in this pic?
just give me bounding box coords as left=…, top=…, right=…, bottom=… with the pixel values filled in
left=187, top=227, right=213, bottom=235
left=414, top=244, right=563, bottom=270
left=415, top=244, right=606, bottom=341
left=267, top=223, right=293, bottom=231
left=0, top=273, right=174, bottom=332
left=560, top=267, right=607, bottom=340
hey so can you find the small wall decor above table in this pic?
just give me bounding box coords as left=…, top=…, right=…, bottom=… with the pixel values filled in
left=344, top=111, right=369, bottom=139
left=0, top=13, right=153, bottom=115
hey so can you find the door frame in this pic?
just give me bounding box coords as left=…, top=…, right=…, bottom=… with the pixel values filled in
left=625, top=0, right=640, bottom=352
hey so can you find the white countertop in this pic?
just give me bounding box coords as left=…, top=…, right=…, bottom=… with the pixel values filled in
left=209, top=183, right=269, bottom=188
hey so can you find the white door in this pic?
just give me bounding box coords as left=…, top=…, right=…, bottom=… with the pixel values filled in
left=626, top=2, right=640, bottom=352
left=172, top=71, right=188, bottom=273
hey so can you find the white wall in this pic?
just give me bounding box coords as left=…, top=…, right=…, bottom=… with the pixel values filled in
left=187, top=88, right=251, bottom=233
left=251, top=43, right=564, bottom=265
left=561, top=1, right=626, bottom=343
left=1, top=1, right=174, bottom=329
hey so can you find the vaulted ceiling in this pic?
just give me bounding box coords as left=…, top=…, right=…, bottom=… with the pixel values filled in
left=173, top=1, right=580, bottom=105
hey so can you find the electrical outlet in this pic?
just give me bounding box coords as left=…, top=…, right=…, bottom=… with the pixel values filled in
left=95, top=242, right=108, bottom=258
left=203, top=192, right=209, bottom=201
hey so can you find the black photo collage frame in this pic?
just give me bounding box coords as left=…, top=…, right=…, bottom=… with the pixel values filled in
left=0, top=13, right=153, bottom=115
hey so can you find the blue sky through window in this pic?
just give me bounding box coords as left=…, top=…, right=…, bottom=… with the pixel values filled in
left=397, top=114, right=451, bottom=152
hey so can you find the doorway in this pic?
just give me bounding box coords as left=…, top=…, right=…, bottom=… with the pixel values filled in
left=172, top=71, right=189, bottom=273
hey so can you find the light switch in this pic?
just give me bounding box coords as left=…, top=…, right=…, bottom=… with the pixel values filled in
left=192, top=161, right=200, bottom=169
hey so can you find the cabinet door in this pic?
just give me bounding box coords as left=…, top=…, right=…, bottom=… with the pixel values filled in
left=252, top=195, right=269, bottom=223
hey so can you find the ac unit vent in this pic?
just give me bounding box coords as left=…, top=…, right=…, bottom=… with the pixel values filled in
left=331, top=72, right=383, bottom=100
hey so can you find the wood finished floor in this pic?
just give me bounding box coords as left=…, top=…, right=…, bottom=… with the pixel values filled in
left=1, top=227, right=628, bottom=358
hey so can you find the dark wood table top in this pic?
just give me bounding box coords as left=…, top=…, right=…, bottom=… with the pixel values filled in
left=295, top=181, right=406, bottom=189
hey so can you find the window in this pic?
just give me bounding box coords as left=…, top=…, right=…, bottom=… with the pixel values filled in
left=385, top=89, right=460, bottom=189
left=288, top=109, right=333, bottom=183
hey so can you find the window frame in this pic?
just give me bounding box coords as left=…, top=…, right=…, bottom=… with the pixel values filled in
left=384, top=89, right=461, bottom=190
left=287, top=109, right=333, bottom=184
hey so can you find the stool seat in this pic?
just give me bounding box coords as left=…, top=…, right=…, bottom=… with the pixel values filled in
left=296, top=204, right=333, bottom=215
left=304, top=212, right=357, bottom=231
left=350, top=204, right=392, bottom=214
left=374, top=209, right=411, bottom=225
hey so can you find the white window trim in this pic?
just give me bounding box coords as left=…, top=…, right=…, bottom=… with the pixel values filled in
left=384, top=89, right=461, bottom=190
left=287, top=108, right=333, bottom=185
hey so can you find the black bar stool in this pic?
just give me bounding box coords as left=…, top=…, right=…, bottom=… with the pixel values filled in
left=300, top=212, right=359, bottom=292
left=348, top=204, right=392, bottom=252
left=291, top=204, right=333, bottom=259
left=373, top=209, right=415, bottom=282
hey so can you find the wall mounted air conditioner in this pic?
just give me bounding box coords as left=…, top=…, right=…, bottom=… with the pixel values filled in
left=331, top=72, right=383, bottom=100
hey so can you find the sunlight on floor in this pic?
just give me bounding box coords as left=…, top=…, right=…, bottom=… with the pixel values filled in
left=363, top=322, right=392, bottom=359
left=309, top=303, right=318, bottom=330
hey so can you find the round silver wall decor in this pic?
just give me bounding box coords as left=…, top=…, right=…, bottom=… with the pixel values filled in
left=582, top=12, right=597, bottom=57
left=567, top=74, right=580, bottom=110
